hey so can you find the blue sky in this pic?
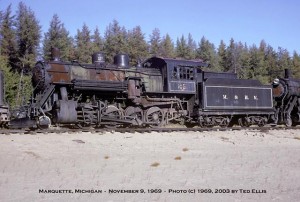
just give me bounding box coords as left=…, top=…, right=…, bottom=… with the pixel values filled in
left=1, top=0, right=300, bottom=54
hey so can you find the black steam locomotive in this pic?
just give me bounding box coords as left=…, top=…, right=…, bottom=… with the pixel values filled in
left=1, top=48, right=298, bottom=129
left=0, top=71, right=9, bottom=127
left=272, top=69, right=300, bottom=126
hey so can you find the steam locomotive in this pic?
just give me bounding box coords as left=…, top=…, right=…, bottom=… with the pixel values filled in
left=0, top=72, right=9, bottom=127
left=0, top=48, right=298, bottom=129
left=272, top=69, right=300, bottom=126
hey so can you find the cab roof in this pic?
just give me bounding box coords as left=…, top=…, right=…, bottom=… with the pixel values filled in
left=142, top=57, right=208, bottom=68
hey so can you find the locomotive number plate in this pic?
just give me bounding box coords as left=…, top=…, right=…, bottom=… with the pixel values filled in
left=169, top=81, right=196, bottom=92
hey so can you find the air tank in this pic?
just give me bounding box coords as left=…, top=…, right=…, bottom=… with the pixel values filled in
left=284, top=69, right=291, bottom=79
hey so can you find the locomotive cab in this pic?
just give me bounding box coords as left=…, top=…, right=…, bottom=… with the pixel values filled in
left=141, top=57, right=207, bottom=93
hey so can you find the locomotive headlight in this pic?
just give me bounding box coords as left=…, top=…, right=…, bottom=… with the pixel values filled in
left=272, top=79, right=285, bottom=98
left=273, top=78, right=279, bottom=85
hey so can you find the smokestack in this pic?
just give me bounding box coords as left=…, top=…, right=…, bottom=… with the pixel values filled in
left=51, top=47, right=60, bottom=61
left=284, top=69, right=291, bottom=79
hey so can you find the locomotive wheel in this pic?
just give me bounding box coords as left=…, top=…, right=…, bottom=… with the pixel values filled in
left=102, top=105, right=123, bottom=128
left=198, top=116, right=204, bottom=127
left=238, top=117, right=249, bottom=127
left=285, top=118, right=292, bottom=127
left=76, top=105, right=96, bottom=128
left=103, top=105, right=123, bottom=118
left=219, top=117, right=231, bottom=128
left=76, top=112, right=94, bottom=129
left=257, top=117, right=267, bottom=127
left=38, top=115, right=51, bottom=129
left=238, top=118, right=244, bottom=127
left=198, top=116, right=213, bottom=127
left=145, top=107, right=164, bottom=127
left=201, top=117, right=214, bottom=127
left=124, top=106, right=143, bottom=125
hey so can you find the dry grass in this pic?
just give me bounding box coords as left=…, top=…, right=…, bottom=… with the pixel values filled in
left=220, top=136, right=235, bottom=144
left=150, top=162, right=160, bottom=167
left=220, top=136, right=229, bottom=141
left=182, top=148, right=189, bottom=152
left=294, top=137, right=300, bottom=141
left=72, top=139, right=85, bottom=144
left=24, top=151, right=40, bottom=159
left=174, top=156, right=182, bottom=160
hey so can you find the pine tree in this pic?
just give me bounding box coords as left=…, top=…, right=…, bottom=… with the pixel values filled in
left=176, top=35, right=189, bottom=59
left=196, top=36, right=219, bottom=71
left=231, top=42, right=251, bottom=79
left=196, top=36, right=209, bottom=61
left=217, top=40, right=227, bottom=71
left=149, top=28, right=161, bottom=56
left=14, top=2, right=41, bottom=107
left=248, top=43, right=269, bottom=83
left=60, top=26, right=75, bottom=61
left=75, top=23, right=92, bottom=63
left=225, top=38, right=237, bottom=72
left=104, top=20, right=128, bottom=63
left=0, top=4, right=17, bottom=65
left=264, top=45, right=277, bottom=82
left=0, top=55, right=19, bottom=106
left=258, top=40, right=268, bottom=80
left=237, top=42, right=250, bottom=79
left=292, top=51, right=300, bottom=78
left=0, top=6, right=18, bottom=107
left=276, top=47, right=292, bottom=78
left=186, top=33, right=196, bottom=59
left=91, top=27, right=103, bottom=53
left=43, top=14, right=73, bottom=61
left=160, top=33, right=175, bottom=58
left=127, top=25, right=148, bottom=65
left=248, top=45, right=258, bottom=79
left=15, top=2, right=41, bottom=72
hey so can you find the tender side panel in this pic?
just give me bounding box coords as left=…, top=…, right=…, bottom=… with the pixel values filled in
left=203, top=85, right=273, bottom=110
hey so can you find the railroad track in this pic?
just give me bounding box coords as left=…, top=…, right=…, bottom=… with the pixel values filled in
left=0, top=125, right=299, bottom=135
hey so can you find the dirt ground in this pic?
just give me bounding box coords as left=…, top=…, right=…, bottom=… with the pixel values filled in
left=0, top=129, right=300, bottom=202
